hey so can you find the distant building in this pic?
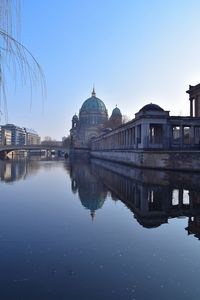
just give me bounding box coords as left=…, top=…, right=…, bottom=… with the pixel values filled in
left=0, top=124, right=41, bottom=146
left=41, top=140, right=62, bottom=147
left=0, top=127, right=12, bottom=145
left=24, top=128, right=41, bottom=145
left=62, top=136, right=67, bottom=142
left=2, top=124, right=26, bottom=145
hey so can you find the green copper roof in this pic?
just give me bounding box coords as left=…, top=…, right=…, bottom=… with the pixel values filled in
left=111, top=106, right=122, bottom=116
left=72, top=114, right=78, bottom=120
left=80, top=95, right=107, bottom=113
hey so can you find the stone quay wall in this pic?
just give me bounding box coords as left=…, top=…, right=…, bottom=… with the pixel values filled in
left=90, top=150, right=200, bottom=172
left=69, top=148, right=90, bottom=159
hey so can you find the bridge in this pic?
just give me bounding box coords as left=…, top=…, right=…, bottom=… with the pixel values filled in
left=0, top=144, right=69, bottom=158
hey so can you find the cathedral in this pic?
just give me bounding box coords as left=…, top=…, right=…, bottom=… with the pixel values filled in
left=70, top=88, right=122, bottom=148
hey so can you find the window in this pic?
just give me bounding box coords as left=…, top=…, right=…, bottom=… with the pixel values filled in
left=183, top=190, right=189, bottom=205
left=172, top=126, right=180, bottom=143
left=150, top=124, right=163, bottom=144
left=183, top=126, right=190, bottom=144
left=172, top=190, right=179, bottom=206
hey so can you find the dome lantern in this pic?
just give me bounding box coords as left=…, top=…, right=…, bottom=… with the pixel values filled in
left=92, top=86, right=96, bottom=97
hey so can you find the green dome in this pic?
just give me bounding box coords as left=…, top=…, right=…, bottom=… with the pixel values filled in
left=80, top=96, right=107, bottom=113
left=80, top=89, right=107, bottom=113
left=79, top=193, right=105, bottom=211
left=72, top=114, right=78, bottom=121
left=111, top=106, right=122, bottom=116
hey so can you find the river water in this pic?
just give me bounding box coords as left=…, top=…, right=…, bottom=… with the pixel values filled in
left=0, top=157, right=200, bottom=300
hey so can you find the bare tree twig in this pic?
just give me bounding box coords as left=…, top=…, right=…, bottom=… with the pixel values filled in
left=0, top=0, right=46, bottom=122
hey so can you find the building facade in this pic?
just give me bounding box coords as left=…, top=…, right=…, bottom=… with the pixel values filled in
left=25, top=128, right=41, bottom=145
left=1, top=124, right=26, bottom=145
left=91, top=85, right=200, bottom=152
left=88, top=83, right=200, bottom=171
left=0, top=124, right=40, bottom=146
left=0, top=127, right=12, bottom=145
left=69, top=83, right=200, bottom=170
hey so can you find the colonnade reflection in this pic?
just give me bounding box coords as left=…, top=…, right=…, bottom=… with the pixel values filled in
left=68, top=159, right=200, bottom=239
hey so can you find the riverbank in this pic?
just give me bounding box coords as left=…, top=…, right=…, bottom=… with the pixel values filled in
left=90, top=149, right=200, bottom=172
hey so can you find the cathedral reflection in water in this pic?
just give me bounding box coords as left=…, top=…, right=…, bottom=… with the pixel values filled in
left=68, top=160, right=108, bottom=220
left=67, top=159, right=200, bottom=240
left=1, top=158, right=200, bottom=240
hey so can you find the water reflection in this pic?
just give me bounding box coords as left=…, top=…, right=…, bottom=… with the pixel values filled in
left=68, top=160, right=107, bottom=220
left=1, top=158, right=200, bottom=299
left=0, top=157, right=66, bottom=183
left=2, top=158, right=200, bottom=240
left=0, top=159, right=38, bottom=183
left=68, top=158, right=200, bottom=240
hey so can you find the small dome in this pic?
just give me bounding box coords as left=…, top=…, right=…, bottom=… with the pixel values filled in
left=139, top=103, right=164, bottom=112
left=72, top=114, right=78, bottom=121
left=111, top=106, right=122, bottom=116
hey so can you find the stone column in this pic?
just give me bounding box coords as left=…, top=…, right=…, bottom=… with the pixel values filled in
left=117, top=133, right=119, bottom=148
left=180, top=126, right=183, bottom=149
left=195, top=95, right=200, bottom=117
left=140, top=187, right=149, bottom=213
left=189, top=191, right=193, bottom=208
left=129, top=129, right=132, bottom=148
left=195, top=96, right=199, bottom=117
left=129, top=128, right=132, bottom=148
left=141, top=123, right=149, bottom=149
left=124, top=131, right=126, bottom=148
left=135, top=125, right=138, bottom=149
left=178, top=189, right=183, bottom=207
left=190, top=126, right=195, bottom=148
left=190, top=98, right=193, bottom=117
left=126, top=130, right=129, bottom=148
left=132, top=127, right=135, bottom=148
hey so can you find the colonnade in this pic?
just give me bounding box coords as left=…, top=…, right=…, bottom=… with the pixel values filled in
left=91, top=125, right=139, bottom=150
left=172, top=124, right=200, bottom=147
left=91, top=120, right=200, bottom=151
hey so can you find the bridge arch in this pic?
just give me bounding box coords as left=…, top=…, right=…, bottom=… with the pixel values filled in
left=0, top=144, right=70, bottom=159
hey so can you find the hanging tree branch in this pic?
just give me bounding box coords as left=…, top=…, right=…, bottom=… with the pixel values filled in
left=0, top=0, right=46, bottom=122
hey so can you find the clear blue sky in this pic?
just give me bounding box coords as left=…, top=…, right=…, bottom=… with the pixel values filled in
left=4, top=0, right=200, bottom=140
